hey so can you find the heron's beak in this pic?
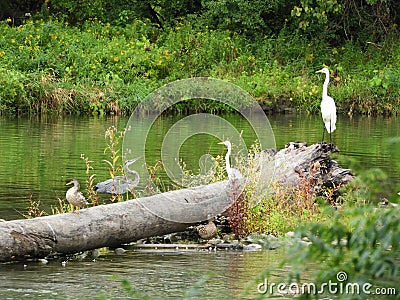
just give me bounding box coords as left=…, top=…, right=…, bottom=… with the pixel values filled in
left=218, top=142, right=224, bottom=145
left=66, top=180, right=73, bottom=186
left=126, top=157, right=141, bottom=164
left=316, top=69, right=323, bottom=73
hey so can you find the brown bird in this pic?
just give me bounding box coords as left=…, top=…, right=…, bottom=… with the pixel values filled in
left=66, top=179, right=88, bottom=213
left=196, top=220, right=217, bottom=240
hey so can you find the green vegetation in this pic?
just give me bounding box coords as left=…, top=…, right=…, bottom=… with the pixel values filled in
left=0, top=0, right=399, bottom=115
left=286, top=207, right=399, bottom=299
left=246, top=165, right=400, bottom=299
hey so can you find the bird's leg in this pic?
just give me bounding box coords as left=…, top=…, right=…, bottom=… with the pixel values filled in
left=321, top=125, right=325, bottom=143
left=71, top=205, right=75, bottom=213
left=329, top=120, right=333, bottom=146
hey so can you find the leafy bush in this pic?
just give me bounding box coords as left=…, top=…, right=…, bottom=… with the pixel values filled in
left=284, top=207, right=399, bottom=299
left=0, top=68, right=27, bottom=113
left=0, top=16, right=399, bottom=115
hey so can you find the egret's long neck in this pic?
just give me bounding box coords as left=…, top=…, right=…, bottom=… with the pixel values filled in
left=225, top=147, right=231, bottom=172
left=322, top=73, right=329, bottom=98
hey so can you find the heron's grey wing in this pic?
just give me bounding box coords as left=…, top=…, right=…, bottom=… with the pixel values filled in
left=95, top=176, right=130, bottom=194
left=95, top=178, right=113, bottom=193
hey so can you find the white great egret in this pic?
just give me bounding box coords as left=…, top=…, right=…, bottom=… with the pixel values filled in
left=316, top=67, right=337, bottom=144
left=218, top=140, right=243, bottom=181
left=95, top=157, right=140, bottom=194
left=66, top=179, right=88, bottom=213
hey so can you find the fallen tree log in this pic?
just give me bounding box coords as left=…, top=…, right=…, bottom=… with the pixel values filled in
left=257, top=142, right=354, bottom=194
left=0, top=142, right=353, bottom=262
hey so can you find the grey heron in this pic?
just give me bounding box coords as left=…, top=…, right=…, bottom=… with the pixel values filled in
left=95, top=157, right=140, bottom=194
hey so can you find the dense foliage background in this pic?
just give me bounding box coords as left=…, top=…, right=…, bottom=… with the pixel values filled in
left=3, top=0, right=398, bottom=39
left=0, top=0, right=399, bottom=115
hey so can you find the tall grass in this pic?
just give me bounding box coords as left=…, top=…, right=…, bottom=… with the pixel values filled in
left=0, top=19, right=399, bottom=115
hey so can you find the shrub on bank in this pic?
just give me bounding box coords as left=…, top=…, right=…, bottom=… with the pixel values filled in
left=0, top=19, right=399, bottom=115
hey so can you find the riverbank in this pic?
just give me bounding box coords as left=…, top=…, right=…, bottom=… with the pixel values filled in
left=1, top=19, right=399, bottom=116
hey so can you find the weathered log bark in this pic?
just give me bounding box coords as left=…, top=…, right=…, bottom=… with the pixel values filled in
left=0, top=181, right=232, bottom=262
left=258, top=142, right=354, bottom=192
left=0, top=142, right=353, bottom=262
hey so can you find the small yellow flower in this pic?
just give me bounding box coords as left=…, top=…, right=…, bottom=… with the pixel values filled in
left=19, top=45, right=24, bottom=50
left=6, top=18, right=12, bottom=23
left=0, top=51, right=5, bottom=58
left=11, top=39, right=15, bottom=43
left=34, top=45, right=39, bottom=51
left=113, top=56, right=119, bottom=62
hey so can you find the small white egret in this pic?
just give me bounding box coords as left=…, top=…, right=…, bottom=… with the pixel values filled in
left=316, top=67, right=337, bottom=144
left=218, top=140, right=243, bottom=181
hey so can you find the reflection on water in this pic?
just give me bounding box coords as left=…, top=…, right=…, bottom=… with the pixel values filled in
left=0, top=249, right=287, bottom=299
left=0, top=116, right=127, bottom=220
left=0, top=114, right=399, bottom=219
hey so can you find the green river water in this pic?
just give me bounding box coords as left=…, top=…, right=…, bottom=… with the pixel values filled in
left=0, top=113, right=399, bottom=299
